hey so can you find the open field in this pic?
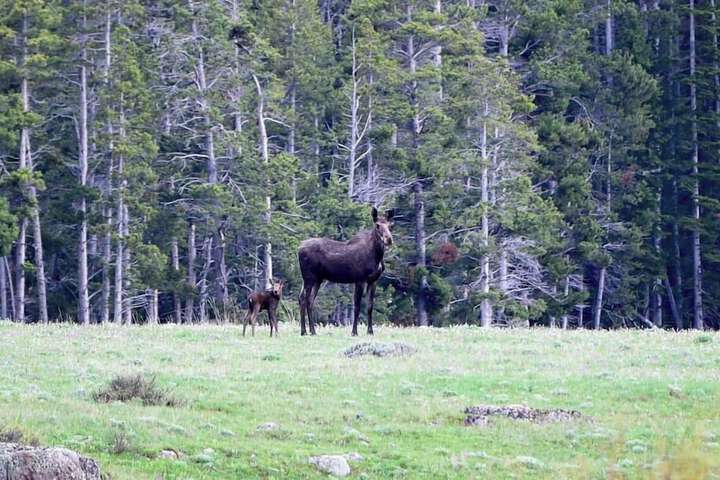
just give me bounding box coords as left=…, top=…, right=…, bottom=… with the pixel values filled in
left=1, top=322, right=719, bottom=479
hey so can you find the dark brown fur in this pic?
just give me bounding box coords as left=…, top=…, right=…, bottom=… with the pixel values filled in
left=298, top=207, right=394, bottom=336
left=242, top=280, right=283, bottom=337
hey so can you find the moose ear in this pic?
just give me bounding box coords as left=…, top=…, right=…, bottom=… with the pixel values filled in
left=385, top=209, right=395, bottom=221
left=371, top=206, right=378, bottom=222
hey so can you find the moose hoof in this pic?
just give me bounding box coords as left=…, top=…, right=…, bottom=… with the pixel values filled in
left=367, top=330, right=374, bottom=335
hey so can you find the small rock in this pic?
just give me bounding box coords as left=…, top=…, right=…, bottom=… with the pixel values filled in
left=158, top=449, right=181, bottom=460
left=344, top=452, right=364, bottom=463
left=668, top=385, right=685, bottom=399
left=309, top=455, right=351, bottom=477
left=257, top=422, right=280, bottom=432
left=514, top=455, right=546, bottom=470
left=220, top=429, right=235, bottom=437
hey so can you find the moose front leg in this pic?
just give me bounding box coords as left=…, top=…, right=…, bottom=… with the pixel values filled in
left=352, top=282, right=365, bottom=336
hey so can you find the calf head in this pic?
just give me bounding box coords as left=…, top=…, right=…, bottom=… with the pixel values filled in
left=270, top=279, right=284, bottom=298
left=372, top=207, right=395, bottom=247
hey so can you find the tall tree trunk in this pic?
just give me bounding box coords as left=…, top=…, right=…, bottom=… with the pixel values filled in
left=77, top=3, right=90, bottom=325
left=561, top=275, right=570, bottom=329
left=0, top=256, right=6, bottom=320
left=406, top=5, right=429, bottom=326
left=480, top=116, right=492, bottom=327
left=185, top=222, right=196, bottom=323
left=4, top=257, right=15, bottom=320
left=122, top=203, right=131, bottom=325
left=593, top=267, right=606, bottom=329
left=216, top=224, right=229, bottom=313
left=198, top=234, right=213, bottom=323
left=101, top=10, right=113, bottom=324
left=252, top=74, right=273, bottom=290
left=16, top=11, right=48, bottom=323
left=113, top=190, right=124, bottom=323
left=689, top=0, right=703, bottom=329
left=172, top=239, right=182, bottom=323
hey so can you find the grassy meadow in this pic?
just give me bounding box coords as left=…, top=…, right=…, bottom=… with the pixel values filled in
left=0, top=322, right=719, bottom=479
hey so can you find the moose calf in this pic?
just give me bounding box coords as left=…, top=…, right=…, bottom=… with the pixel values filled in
left=242, top=280, right=284, bottom=337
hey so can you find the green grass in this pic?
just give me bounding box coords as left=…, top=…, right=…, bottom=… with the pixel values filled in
left=0, top=322, right=719, bottom=479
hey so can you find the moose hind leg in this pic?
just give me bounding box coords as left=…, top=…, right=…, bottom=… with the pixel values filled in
left=307, top=281, right=321, bottom=336
left=299, top=286, right=308, bottom=336
left=367, top=281, right=377, bottom=335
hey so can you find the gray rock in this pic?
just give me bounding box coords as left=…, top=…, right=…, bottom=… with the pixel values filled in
left=158, top=449, right=182, bottom=460
left=257, top=422, right=280, bottom=431
left=343, top=342, right=416, bottom=358
left=309, top=455, right=351, bottom=477
left=343, top=452, right=364, bottom=463
left=0, top=442, right=101, bottom=480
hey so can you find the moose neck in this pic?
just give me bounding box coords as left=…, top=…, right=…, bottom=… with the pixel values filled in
left=370, top=228, right=386, bottom=261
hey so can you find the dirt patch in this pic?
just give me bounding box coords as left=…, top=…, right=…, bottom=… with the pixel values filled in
left=93, top=374, right=183, bottom=407
left=343, top=342, right=416, bottom=358
left=464, top=404, right=584, bottom=426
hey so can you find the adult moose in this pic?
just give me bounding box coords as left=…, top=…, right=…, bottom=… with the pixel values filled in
left=298, top=207, right=394, bottom=336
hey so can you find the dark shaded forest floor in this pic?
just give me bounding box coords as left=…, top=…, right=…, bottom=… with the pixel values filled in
left=1, top=322, right=718, bottom=479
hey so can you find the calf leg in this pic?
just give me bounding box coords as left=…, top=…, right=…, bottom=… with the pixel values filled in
left=242, top=304, right=252, bottom=337
left=367, top=281, right=377, bottom=335
left=269, top=309, right=278, bottom=337
left=352, top=282, right=365, bottom=336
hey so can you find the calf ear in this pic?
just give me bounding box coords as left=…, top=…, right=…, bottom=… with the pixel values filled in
left=371, top=206, right=378, bottom=222
left=385, top=209, right=395, bottom=221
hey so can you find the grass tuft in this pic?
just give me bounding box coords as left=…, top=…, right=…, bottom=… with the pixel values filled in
left=92, top=374, right=183, bottom=407
left=0, top=424, right=39, bottom=446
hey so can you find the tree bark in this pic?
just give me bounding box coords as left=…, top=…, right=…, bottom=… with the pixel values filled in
left=689, top=0, right=704, bottom=329
left=185, top=222, right=196, bottom=323
left=252, top=74, right=273, bottom=290
left=198, top=234, right=213, bottom=323
left=77, top=2, right=90, bottom=325
left=0, top=256, right=6, bottom=320
left=480, top=118, right=492, bottom=327
left=593, top=267, right=606, bottom=329
left=172, top=239, right=182, bottom=323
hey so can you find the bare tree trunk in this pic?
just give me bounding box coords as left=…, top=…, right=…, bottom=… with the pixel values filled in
left=198, top=234, right=213, bottom=323
left=172, top=239, right=182, bottom=323
left=101, top=10, right=113, bottom=324
left=122, top=203, right=131, bottom=325
left=480, top=118, right=492, bottom=327
left=652, top=199, right=662, bottom=327
left=690, top=0, right=705, bottom=330
left=16, top=12, right=48, bottom=324
left=78, top=3, right=90, bottom=325
left=145, top=289, right=157, bottom=324
left=185, top=222, right=196, bottom=323
left=663, top=277, right=682, bottom=330
left=252, top=74, right=273, bottom=290
left=577, top=273, right=585, bottom=328
left=0, top=256, right=6, bottom=319
left=14, top=220, right=26, bottom=322
left=216, top=225, right=229, bottom=312
left=689, top=0, right=703, bottom=329
left=406, top=6, right=429, bottom=327
left=593, top=267, right=606, bottom=329
left=561, top=276, right=570, bottom=329
left=4, top=257, right=15, bottom=320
